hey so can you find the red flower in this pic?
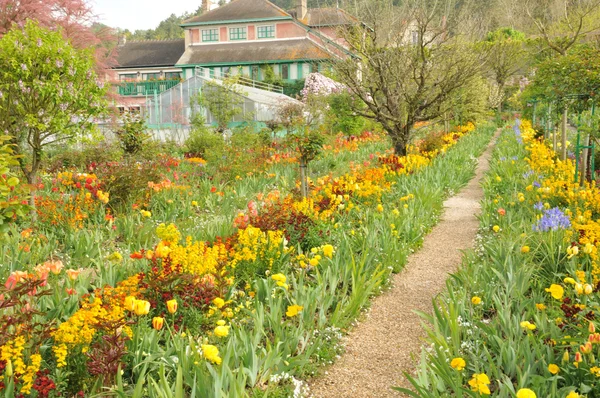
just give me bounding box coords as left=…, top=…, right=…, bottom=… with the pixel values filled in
left=210, top=186, right=217, bottom=193
left=130, top=252, right=144, bottom=259
left=75, top=182, right=82, bottom=189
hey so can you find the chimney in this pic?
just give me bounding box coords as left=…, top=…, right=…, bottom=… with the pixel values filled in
left=202, top=0, right=212, bottom=13
left=296, top=0, right=307, bottom=20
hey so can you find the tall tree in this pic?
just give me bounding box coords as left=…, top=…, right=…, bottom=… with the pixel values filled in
left=522, top=0, right=600, bottom=56
left=0, top=0, right=116, bottom=69
left=0, top=21, right=107, bottom=202
left=332, top=0, right=487, bottom=155
left=483, top=27, right=527, bottom=112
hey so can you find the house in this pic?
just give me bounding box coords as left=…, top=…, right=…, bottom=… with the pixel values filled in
left=110, top=0, right=357, bottom=108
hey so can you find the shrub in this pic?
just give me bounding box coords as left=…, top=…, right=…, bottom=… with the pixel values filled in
left=185, top=126, right=225, bottom=162
left=114, top=113, right=149, bottom=155
left=327, top=93, right=365, bottom=136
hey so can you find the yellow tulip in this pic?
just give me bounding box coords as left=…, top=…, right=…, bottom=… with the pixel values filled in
left=134, top=299, right=150, bottom=315
left=166, top=299, right=178, bottom=314
left=124, top=295, right=136, bottom=311
left=152, top=317, right=164, bottom=330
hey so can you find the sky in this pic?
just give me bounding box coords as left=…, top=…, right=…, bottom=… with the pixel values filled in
left=91, top=0, right=203, bottom=31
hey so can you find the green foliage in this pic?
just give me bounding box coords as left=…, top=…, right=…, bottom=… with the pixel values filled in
left=115, top=113, right=150, bottom=155
left=327, top=93, right=365, bottom=136
left=184, top=125, right=225, bottom=161
left=524, top=45, right=600, bottom=105
left=0, top=20, right=107, bottom=184
left=0, top=136, right=29, bottom=235
left=199, top=77, right=246, bottom=133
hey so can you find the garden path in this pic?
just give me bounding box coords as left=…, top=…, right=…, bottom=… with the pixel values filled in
left=309, top=130, right=500, bottom=398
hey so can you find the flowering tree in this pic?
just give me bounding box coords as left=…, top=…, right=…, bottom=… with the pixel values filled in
left=0, top=21, right=107, bottom=208
left=0, top=0, right=115, bottom=69
left=0, top=135, right=28, bottom=235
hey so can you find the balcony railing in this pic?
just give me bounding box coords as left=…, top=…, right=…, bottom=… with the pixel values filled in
left=117, top=80, right=181, bottom=96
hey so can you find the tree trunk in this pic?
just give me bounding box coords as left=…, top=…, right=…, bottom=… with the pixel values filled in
left=561, top=104, right=568, bottom=161
left=390, top=124, right=410, bottom=157
left=300, top=157, right=309, bottom=199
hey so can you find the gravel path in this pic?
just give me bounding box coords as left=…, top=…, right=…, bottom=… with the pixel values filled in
left=309, top=131, right=498, bottom=398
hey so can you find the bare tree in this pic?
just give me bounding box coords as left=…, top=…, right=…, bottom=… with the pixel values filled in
left=522, top=0, right=600, bottom=55
left=333, top=0, right=487, bottom=155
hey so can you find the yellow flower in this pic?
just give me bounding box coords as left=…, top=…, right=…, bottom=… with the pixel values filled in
left=521, top=246, right=530, bottom=254
left=564, top=277, right=576, bottom=285
left=152, top=317, right=164, bottom=330
left=547, top=363, right=559, bottom=374
left=322, top=244, right=334, bottom=259
left=166, top=299, right=178, bottom=314
left=516, top=388, right=536, bottom=398
left=535, top=303, right=546, bottom=311
left=471, top=296, right=482, bottom=305
left=201, top=344, right=222, bottom=365
left=545, top=284, right=564, bottom=300
left=567, top=246, right=579, bottom=259
left=376, top=204, right=384, bottom=212
left=216, top=320, right=226, bottom=326
left=134, top=299, right=150, bottom=315
left=468, top=373, right=491, bottom=395
left=492, top=225, right=500, bottom=233
left=124, top=295, right=136, bottom=311
left=191, top=201, right=198, bottom=206
left=214, top=325, right=230, bottom=337
left=286, top=304, right=303, bottom=317
left=566, top=391, right=580, bottom=398
left=140, top=210, right=151, bottom=218
left=213, top=297, right=225, bottom=309
left=271, top=273, right=287, bottom=287
left=309, top=258, right=319, bottom=267
left=450, top=357, right=466, bottom=371
left=520, top=321, right=536, bottom=331
left=584, top=284, right=593, bottom=295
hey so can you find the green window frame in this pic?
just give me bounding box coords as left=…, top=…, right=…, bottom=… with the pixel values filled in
left=229, top=27, right=247, bottom=41
left=257, top=25, right=275, bottom=39
left=202, top=29, right=219, bottom=42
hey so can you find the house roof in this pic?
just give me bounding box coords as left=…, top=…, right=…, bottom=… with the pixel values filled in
left=176, top=38, right=331, bottom=66
left=116, top=39, right=185, bottom=68
left=182, top=0, right=291, bottom=26
left=291, top=7, right=359, bottom=27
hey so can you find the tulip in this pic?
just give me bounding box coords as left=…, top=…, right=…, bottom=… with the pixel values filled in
left=580, top=342, right=593, bottom=355
left=134, top=299, right=150, bottom=315
left=66, top=269, right=81, bottom=281
left=124, top=296, right=136, bottom=311
left=575, top=283, right=584, bottom=295
left=584, top=284, right=594, bottom=295
left=590, top=322, right=596, bottom=334
left=574, top=352, right=583, bottom=363
left=166, top=299, right=178, bottom=314
left=152, top=317, right=164, bottom=330
left=562, top=350, right=570, bottom=363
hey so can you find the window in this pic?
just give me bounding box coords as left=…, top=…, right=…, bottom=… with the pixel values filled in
left=202, top=29, right=219, bottom=42
left=257, top=25, right=275, bottom=39
left=119, top=74, right=137, bottom=82
left=251, top=65, right=259, bottom=80
left=222, top=67, right=231, bottom=77
left=281, top=64, right=289, bottom=80
left=142, top=72, right=160, bottom=81
left=229, top=27, right=247, bottom=41
left=411, top=31, right=419, bottom=45
left=164, top=72, right=181, bottom=80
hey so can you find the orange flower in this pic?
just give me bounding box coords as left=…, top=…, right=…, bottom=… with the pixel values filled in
left=45, top=259, right=64, bottom=275
left=66, top=269, right=81, bottom=281
left=130, top=252, right=143, bottom=259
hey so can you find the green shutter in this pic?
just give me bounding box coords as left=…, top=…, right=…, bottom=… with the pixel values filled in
left=297, top=63, right=303, bottom=79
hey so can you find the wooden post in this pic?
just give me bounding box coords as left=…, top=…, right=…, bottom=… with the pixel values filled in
left=581, top=134, right=590, bottom=185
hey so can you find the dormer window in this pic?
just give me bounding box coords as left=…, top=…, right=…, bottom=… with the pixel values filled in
left=257, top=25, right=275, bottom=39
left=202, top=29, right=219, bottom=42
left=229, top=27, right=247, bottom=41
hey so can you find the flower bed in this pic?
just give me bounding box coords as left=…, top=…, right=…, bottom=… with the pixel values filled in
left=0, top=123, right=494, bottom=397
left=401, top=120, right=600, bottom=397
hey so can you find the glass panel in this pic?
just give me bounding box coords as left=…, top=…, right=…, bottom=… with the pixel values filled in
left=229, top=27, right=247, bottom=40
left=142, top=73, right=161, bottom=81
left=119, top=74, right=137, bottom=82
left=202, top=29, right=219, bottom=42
left=281, top=64, right=289, bottom=80
left=257, top=25, right=275, bottom=39
left=164, top=72, right=181, bottom=80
